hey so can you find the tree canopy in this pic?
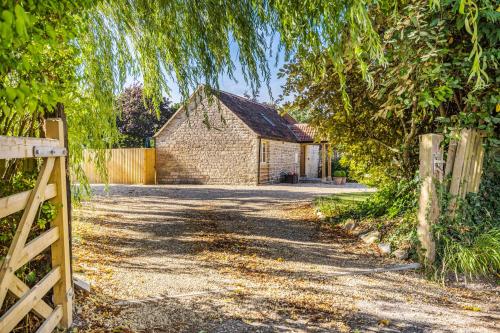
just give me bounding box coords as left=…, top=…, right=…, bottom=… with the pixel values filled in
left=116, top=85, right=175, bottom=148
left=1, top=0, right=497, bottom=186
left=281, top=0, right=499, bottom=185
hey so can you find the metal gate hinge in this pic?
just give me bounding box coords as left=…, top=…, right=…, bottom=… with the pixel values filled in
left=33, top=146, right=67, bottom=157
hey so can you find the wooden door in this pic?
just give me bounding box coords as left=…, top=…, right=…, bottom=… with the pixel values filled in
left=300, top=145, right=306, bottom=177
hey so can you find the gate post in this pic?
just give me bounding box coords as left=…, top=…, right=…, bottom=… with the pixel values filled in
left=46, top=119, right=73, bottom=328
left=417, top=134, right=443, bottom=264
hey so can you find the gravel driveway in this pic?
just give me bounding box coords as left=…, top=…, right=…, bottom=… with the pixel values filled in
left=73, top=184, right=499, bottom=332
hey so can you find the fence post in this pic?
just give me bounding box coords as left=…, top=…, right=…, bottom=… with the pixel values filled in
left=417, top=134, right=443, bottom=264
left=321, top=143, right=326, bottom=182
left=46, top=119, right=73, bottom=328
left=326, top=144, right=332, bottom=181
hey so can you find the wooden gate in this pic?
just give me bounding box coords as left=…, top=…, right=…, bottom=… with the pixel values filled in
left=0, top=119, right=73, bottom=332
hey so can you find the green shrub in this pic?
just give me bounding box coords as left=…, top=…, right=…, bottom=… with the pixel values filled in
left=333, top=170, right=346, bottom=177
left=0, top=170, right=58, bottom=286
left=315, top=177, right=420, bottom=222
left=433, top=155, right=500, bottom=281
left=315, top=177, right=420, bottom=254
left=437, top=228, right=500, bottom=281
left=356, top=176, right=420, bottom=219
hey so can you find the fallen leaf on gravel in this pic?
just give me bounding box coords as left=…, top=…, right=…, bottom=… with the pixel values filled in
left=72, top=187, right=499, bottom=333
left=378, top=319, right=390, bottom=326
left=110, top=327, right=133, bottom=333
left=462, top=305, right=481, bottom=312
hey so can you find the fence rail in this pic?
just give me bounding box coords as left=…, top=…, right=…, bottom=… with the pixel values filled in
left=0, top=119, right=73, bottom=332
left=81, top=148, right=156, bottom=185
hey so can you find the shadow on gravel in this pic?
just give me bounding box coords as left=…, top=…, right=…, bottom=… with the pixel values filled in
left=78, top=204, right=381, bottom=272
left=74, top=185, right=498, bottom=333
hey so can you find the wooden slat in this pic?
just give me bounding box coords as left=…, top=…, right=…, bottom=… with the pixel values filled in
left=0, top=136, right=61, bottom=160
left=145, top=148, right=156, bottom=184
left=8, top=275, right=54, bottom=319
left=14, top=227, right=60, bottom=271
left=444, top=138, right=458, bottom=179
left=467, top=130, right=483, bottom=193
left=79, top=148, right=157, bottom=184
left=449, top=129, right=469, bottom=199
left=0, top=184, right=57, bottom=219
left=0, top=266, right=61, bottom=333
left=35, top=305, right=63, bottom=333
left=472, top=139, right=485, bottom=192
left=459, top=129, right=474, bottom=198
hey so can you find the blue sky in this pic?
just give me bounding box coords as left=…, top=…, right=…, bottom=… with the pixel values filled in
left=216, top=35, right=287, bottom=103
left=125, top=35, right=288, bottom=104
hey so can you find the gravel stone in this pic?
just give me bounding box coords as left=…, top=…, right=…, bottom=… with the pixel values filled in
left=360, top=230, right=380, bottom=244
left=73, top=184, right=499, bottom=333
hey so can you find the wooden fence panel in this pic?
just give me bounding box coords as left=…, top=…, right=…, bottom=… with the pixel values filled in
left=0, top=118, right=73, bottom=332
left=418, top=129, right=486, bottom=263
left=81, top=148, right=156, bottom=185
left=448, top=129, right=484, bottom=214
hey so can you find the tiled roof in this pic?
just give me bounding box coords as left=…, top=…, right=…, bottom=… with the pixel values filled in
left=289, top=123, right=318, bottom=143
left=282, top=113, right=298, bottom=125
left=155, top=86, right=320, bottom=143
left=216, top=90, right=298, bottom=142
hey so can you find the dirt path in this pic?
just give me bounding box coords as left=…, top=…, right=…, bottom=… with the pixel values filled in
left=73, top=184, right=499, bottom=332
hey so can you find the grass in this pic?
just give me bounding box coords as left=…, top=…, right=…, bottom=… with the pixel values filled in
left=315, top=170, right=500, bottom=281
left=314, top=192, right=373, bottom=223
left=437, top=228, right=500, bottom=281
left=314, top=187, right=419, bottom=255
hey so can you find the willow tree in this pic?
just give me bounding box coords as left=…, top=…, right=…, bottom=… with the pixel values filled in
left=1, top=0, right=494, bottom=188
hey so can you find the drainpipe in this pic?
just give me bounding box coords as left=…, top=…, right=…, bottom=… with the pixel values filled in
left=257, top=137, right=261, bottom=185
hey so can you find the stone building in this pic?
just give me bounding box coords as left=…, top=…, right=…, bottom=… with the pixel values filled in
left=154, top=87, right=330, bottom=185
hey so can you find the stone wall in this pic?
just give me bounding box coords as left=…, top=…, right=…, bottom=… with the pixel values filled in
left=155, top=94, right=259, bottom=184
left=259, top=139, right=301, bottom=183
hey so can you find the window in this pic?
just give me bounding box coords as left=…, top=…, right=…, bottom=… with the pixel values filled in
left=261, top=141, right=269, bottom=163
left=260, top=113, right=275, bottom=127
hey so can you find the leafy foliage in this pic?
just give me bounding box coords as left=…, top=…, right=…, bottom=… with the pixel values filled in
left=116, top=85, right=175, bottom=147
left=333, top=170, right=346, bottom=177
left=0, top=1, right=121, bottom=188
left=433, top=152, right=500, bottom=280
left=281, top=0, right=499, bottom=185
left=0, top=170, right=57, bottom=284
left=315, top=177, right=420, bottom=251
